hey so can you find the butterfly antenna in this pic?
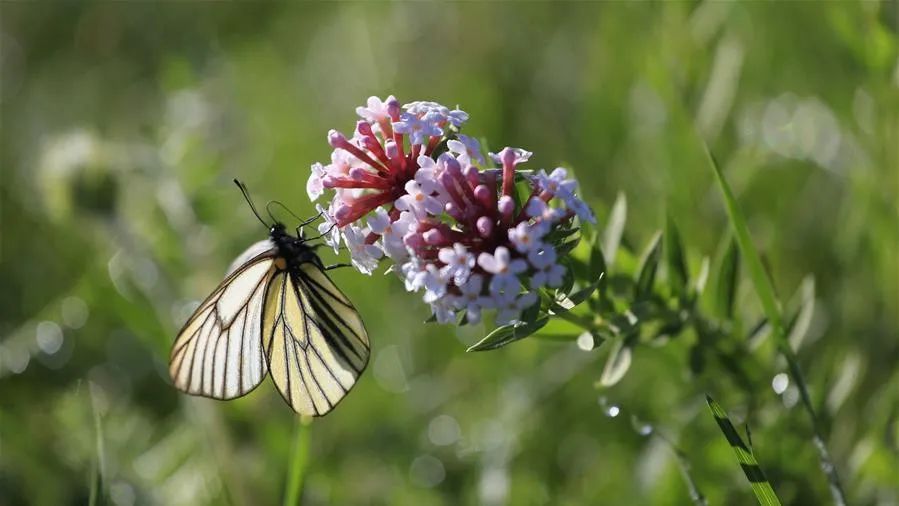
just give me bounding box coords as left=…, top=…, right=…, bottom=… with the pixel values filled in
left=266, top=200, right=304, bottom=227
left=233, top=179, right=269, bottom=229
left=305, top=222, right=336, bottom=242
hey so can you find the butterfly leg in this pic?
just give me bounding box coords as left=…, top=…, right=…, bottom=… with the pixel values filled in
left=324, top=263, right=351, bottom=271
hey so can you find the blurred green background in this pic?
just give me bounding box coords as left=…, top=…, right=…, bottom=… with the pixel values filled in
left=2, top=3, right=897, bottom=505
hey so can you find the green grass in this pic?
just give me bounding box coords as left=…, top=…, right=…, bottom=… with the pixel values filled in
left=706, top=395, right=781, bottom=506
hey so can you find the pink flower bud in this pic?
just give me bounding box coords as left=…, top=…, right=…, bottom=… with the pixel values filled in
left=356, top=120, right=374, bottom=137
left=474, top=185, right=493, bottom=208
left=500, top=147, right=517, bottom=167
left=498, top=195, right=515, bottom=218
left=477, top=216, right=494, bottom=237
left=423, top=229, right=446, bottom=245
left=385, top=140, right=399, bottom=159
left=445, top=202, right=464, bottom=221
left=387, top=97, right=401, bottom=121
left=442, top=155, right=462, bottom=176
left=464, top=165, right=479, bottom=186
left=327, top=129, right=347, bottom=148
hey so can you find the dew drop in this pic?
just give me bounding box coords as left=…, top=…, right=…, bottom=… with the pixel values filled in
left=772, top=373, right=789, bottom=394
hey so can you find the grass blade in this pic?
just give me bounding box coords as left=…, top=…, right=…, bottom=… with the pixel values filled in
left=664, top=214, right=689, bottom=297
left=706, top=396, right=781, bottom=506
left=705, top=144, right=848, bottom=505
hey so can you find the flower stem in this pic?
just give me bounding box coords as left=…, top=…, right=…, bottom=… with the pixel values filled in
left=283, top=417, right=311, bottom=506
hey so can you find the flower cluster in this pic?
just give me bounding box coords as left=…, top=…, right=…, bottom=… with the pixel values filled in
left=308, top=96, right=595, bottom=325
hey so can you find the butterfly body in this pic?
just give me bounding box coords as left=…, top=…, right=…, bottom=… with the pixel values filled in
left=169, top=218, right=370, bottom=417
left=268, top=224, right=319, bottom=269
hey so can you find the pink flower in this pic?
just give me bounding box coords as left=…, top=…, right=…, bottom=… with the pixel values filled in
left=307, top=96, right=594, bottom=326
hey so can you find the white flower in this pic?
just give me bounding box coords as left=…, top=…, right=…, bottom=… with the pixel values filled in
left=478, top=246, right=527, bottom=295
left=447, top=134, right=484, bottom=165
left=403, top=100, right=450, bottom=117
left=399, top=259, right=422, bottom=291
left=535, top=167, right=577, bottom=197
left=396, top=179, right=444, bottom=218
left=343, top=225, right=382, bottom=275
left=393, top=112, right=443, bottom=145
left=561, top=193, right=596, bottom=224
left=446, top=107, right=469, bottom=127
left=524, top=197, right=565, bottom=223
left=315, top=203, right=341, bottom=253
left=368, top=208, right=414, bottom=261
left=407, top=263, right=449, bottom=303
left=508, top=221, right=545, bottom=253
left=356, top=95, right=395, bottom=124
left=454, top=274, right=491, bottom=324
left=307, top=162, right=326, bottom=201
left=489, top=147, right=532, bottom=166
left=430, top=297, right=458, bottom=324
left=495, top=292, right=538, bottom=325
left=528, top=245, right=566, bottom=288
left=438, top=243, right=475, bottom=286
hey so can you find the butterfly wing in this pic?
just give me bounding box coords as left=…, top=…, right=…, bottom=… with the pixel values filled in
left=169, top=242, right=278, bottom=399
left=263, top=261, right=370, bottom=416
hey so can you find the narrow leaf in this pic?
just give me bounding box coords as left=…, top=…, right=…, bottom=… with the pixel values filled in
left=706, top=396, right=781, bottom=506
left=664, top=214, right=689, bottom=297
left=600, top=337, right=632, bottom=386
left=467, top=317, right=550, bottom=352
left=602, top=192, right=627, bottom=265
left=715, top=236, right=740, bottom=319
left=694, top=256, right=711, bottom=296
left=551, top=273, right=605, bottom=315
left=589, top=230, right=608, bottom=282
left=635, top=231, right=663, bottom=300
left=705, top=147, right=782, bottom=332
left=786, top=276, right=815, bottom=351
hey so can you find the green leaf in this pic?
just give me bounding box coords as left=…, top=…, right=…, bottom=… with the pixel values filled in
left=664, top=214, right=689, bottom=297
left=706, top=395, right=781, bottom=506
left=602, top=192, right=627, bottom=266
left=715, top=235, right=740, bottom=319
left=589, top=229, right=607, bottom=282
left=786, top=276, right=815, bottom=351
left=551, top=273, right=605, bottom=315
left=635, top=231, right=662, bottom=301
left=705, top=147, right=783, bottom=335
left=521, top=296, right=542, bottom=324
left=599, top=336, right=632, bottom=386
left=694, top=256, right=711, bottom=296
left=467, top=317, right=550, bottom=352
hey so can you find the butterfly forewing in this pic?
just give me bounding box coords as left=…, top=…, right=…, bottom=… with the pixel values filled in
left=263, top=262, right=370, bottom=416
left=169, top=245, right=277, bottom=399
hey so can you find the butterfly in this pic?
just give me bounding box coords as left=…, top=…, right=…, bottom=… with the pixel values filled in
left=169, top=180, right=369, bottom=416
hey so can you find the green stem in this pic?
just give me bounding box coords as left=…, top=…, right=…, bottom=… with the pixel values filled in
left=554, top=310, right=597, bottom=332
left=283, top=418, right=311, bottom=506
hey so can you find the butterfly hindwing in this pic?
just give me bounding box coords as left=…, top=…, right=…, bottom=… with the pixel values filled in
left=264, top=262, right=370, bottom=416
